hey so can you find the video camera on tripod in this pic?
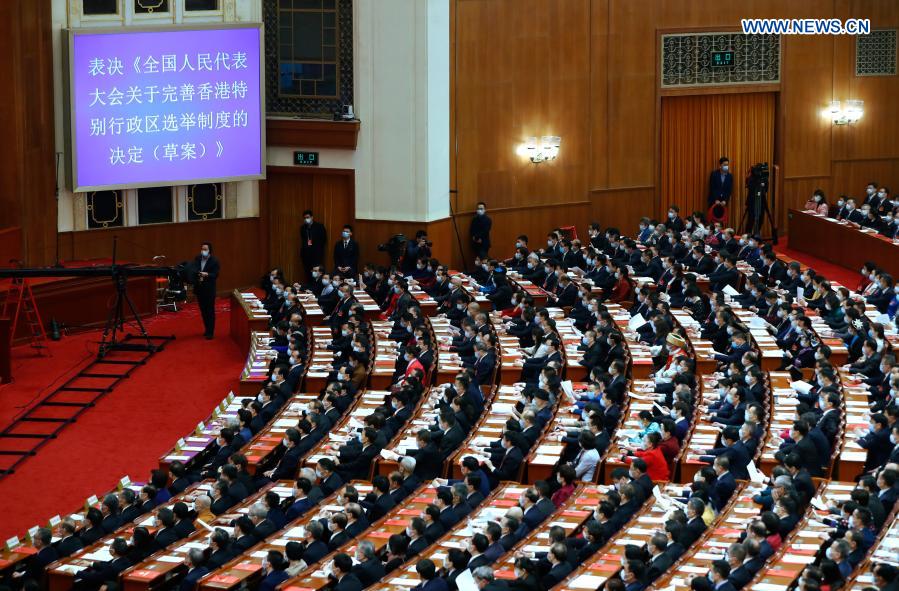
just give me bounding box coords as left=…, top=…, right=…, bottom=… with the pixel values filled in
left=377, top=234, right=408, bottom=267
left=742, top=162, right=778, bottom=243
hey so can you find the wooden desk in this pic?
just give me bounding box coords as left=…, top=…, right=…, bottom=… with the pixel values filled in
left=834, top=371, right=871, bottom=482
left=278, top=481, right=439, bottom=591
left=159, top=392, right=238, bottom=472
left=364, top=482, right=532, bottom=591
left=552, top=485, right=687, bottom=591
left=745, top=481, right=847, bottom=591
left=119, top=482, right=282, bottom=591
left=788, top=209, right=899, bottom=279
left=229, top=290, right=270, bottom=356
left=237, top=331, right=278, bottom=396
left=650, top=482, right=760, bottom=591
left=196, top=482, right=363, bottom=590
left=46, top=482, right=211, bottom=591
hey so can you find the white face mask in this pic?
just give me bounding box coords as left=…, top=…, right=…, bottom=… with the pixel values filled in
left=721, top=165, right=729, bottom=172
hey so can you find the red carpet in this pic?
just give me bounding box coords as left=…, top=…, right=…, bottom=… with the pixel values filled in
left=773, top=235, right=861, bottom=289
left=0, top=298, right=245, bottom=540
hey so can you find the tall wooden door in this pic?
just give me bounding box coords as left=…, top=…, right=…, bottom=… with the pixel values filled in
left=263, top=167, right=355, bottom=282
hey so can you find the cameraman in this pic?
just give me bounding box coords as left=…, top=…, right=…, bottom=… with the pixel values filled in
left=400, top=231, right=432, bottom=273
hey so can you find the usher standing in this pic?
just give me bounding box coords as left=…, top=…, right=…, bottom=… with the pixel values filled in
left=193, top=242, right=220, bottom=339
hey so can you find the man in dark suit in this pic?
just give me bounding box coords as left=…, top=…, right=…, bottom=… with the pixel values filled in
left=470, top=202, right=492, bottom=258
left=192, top=241, right=220, bottom=339
left=286, top=479, right=317, bottom=520
left=333, top=225, right=360, bottom=277
left=708, top=157, right=733, bottom=209
left=13, top=527, right=58, bottom=584
left=73, top=537, right=132, bottom=588
left=408, top=430, right=443, bottom=480
left=180, top=548, right=210, bottom=591
left=56, top=519, right=85, bottom=558
left=709, top=560, right=737, bottom=591
left=300, top=210, right=327, bottom=282
left=362, top=475, right=397, bottom=522
left=436, top=413, right=466, bottom=460
left=711, top=457, right=737, bottom=511
left=406, top=519, right=430, bottom=559
left=538, top=544, right=574, bottom=589
left=332, top=553, right=364, bottom=591
left=302, top=521, right=330, bottom=564
left=485, top=433, right=524, bottom=487
left=327, top=513, right=352, bottom=550
left=352, top=541, right=386, bottom=587
left=646, top=533, right=673, bottom=581
left=682, top=498, right=708, bottom=546
left=154, top=508, right=182, bottom=549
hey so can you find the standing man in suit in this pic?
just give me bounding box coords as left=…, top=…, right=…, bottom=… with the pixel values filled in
left=300, top=209, right=327, bottom=283
left=709, top=156, right=734, bottom=211
left=470, top=201, right=492, bottom=258
left=333, top=225, right=360, bottom=278
left=193, top=241, right=220, bottom=339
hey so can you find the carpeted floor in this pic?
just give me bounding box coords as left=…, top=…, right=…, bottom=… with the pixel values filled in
left=0, top=298, right=245, bottom=540
left=772, top=235, right=861, bottom=289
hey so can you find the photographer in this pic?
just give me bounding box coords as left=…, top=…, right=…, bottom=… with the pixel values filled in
left=401, top=230, right=432, bottom=273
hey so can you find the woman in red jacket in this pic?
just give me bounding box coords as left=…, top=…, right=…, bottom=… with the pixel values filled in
left=609, top=265, right=634, bottom=304
left=624, top=431, right=670, bottom=482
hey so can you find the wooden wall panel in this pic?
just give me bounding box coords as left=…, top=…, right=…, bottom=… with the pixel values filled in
left=453, top=0, right=590, bottom=212
left=832, top=159, right=899, bottom=198
left=781, top=34, right=835, bottom=180
left=451, top=0, right=899, bottom=249
left=0, top=228, right=22, bottom=263
left=58, top=218, right=265, bottom=293
left=590, top=187, right=656, bottom=235
left=263, top=167, right=355, bottom=282
left=0, top=0, right=56, bottom=265
left=605, top=0, right=658, bottom=189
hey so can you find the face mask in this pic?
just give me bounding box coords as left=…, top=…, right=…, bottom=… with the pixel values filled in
left=304, top=217, right=312, bottom=225
left=342, top=231, right=350, bottom=239
left=668, top=212, right=676, bottom=220
left=878, top=191, right=886, bottom=198
left=477, top=208, right=485, bottom=215
left=837, top=200, right=845, bottom=206
left=201, top=249, right=210, bottom=257
left=547, top=240, right=554, bottom=248
left=526, top=262, right=534, bottom=269
left=867, top=188, right=876, bottom=196
left=312, top=271, right=320, bottom=279
left=722, top=165, right=729, bottom=172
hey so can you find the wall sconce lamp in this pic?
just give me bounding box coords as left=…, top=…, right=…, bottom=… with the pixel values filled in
left=518, top=135, right=561, bottom=163
left=828, top=99, right=864, bottom=125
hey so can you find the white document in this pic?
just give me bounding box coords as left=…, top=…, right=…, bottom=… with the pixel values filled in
left=628, top=314, right=647, bottom=331
left=456, top=569, right=479, bottom=591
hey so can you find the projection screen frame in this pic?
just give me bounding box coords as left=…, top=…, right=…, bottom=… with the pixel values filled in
left=64, top=22, right=266, bottom=193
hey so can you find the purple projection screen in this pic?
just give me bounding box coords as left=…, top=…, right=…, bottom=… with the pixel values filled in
left=67, top=24, right=264, bottom=192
